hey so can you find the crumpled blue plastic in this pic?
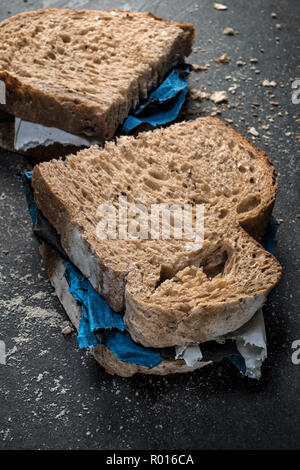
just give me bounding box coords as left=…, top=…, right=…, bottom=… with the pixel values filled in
left=65, top=261, right=162, bottom=367
left=122, top=65, right=193, bottom=133
left=64, top=262, right=125, bottom=333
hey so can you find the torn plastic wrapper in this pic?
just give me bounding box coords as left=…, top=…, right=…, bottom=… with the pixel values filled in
left=175, top=343, right=203, bottom=367
left=22, top=173, right=277, bottom=375
left=229, top=310, right=267, bottom=379
left=65, top=260, right=163, bottom=368
left=14, top=117, right=101, bottom=152
left=177, top=310, right=267, bottom=378
left=122, top=65, right=193, bottom=133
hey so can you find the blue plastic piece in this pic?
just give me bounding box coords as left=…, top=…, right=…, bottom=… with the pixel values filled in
left=65, top=261, right=163, bottom=368
left=228, top=354, right=247, bottom=375
left=65, top=262, right=125, bottom=333
left=122, top=65, right=192, bottom=132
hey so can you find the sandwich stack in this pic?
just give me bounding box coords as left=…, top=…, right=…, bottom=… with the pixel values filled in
left=0, top=8, right=193, bottom=158
left=27, top=117, right=281, bottom=377
left=0, top=8, right=282, bottom=378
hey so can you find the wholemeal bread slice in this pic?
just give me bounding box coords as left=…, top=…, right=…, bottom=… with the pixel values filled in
left=32, top=117, right=281, bottom=348
left=0, top=9, right=194, bottom=140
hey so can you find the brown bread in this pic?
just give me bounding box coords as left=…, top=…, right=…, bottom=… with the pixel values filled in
left=0, top=9, right=194, bottom=139
left=33, top=117, right=281, bottom=348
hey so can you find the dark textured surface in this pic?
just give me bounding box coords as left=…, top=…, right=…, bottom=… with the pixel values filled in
left=0, top=0, right=299, bottom=450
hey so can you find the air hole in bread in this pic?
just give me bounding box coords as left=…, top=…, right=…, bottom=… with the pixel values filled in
left=79, top=27, right=94, bottom=35
left=232, top=187, right=240, bottom=195
left=237, top=195, right=261, bottom=214
left=143, top=177, right=161, bottom=191
left=148, top=169, right=168, bottom=181
left=155, top=264, right=177, bottom=289
left=60, top=33, right=71, bottom=43
left=202, top=247, right=229, bottom=279
left=219, top=208, right=228, bottom=219
left=44, top=51, right=56, bottom=60
left=238, top=165, right=247, bottom=173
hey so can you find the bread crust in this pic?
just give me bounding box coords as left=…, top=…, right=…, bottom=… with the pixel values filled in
left=93, top=344, right=211, bottom=377
left=0, top=9, right=194, bottom=139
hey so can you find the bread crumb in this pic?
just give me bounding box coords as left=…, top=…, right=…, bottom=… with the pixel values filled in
left=192, top=64, right=209, bottom=71
left=62, top=325, right=73, bottom=336
left=189, top=89, right=211, bottom=101
left=213, top=2, right=228, bottom=10
left=248, top=127, right=259, bottom=137
left=210, top=91, right=228, bottom=104
left=262, top=80, right=277, bottom=87
left=215, top=53, right=230, bottom=64
left=55, top=409, right=67, bottom=419
left=223, top=27, right=234, bottom=35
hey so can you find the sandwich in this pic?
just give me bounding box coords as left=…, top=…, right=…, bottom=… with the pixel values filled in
left=0, top=8, right=194, bottom=159
left=24, top=117, right=282, bottom=378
